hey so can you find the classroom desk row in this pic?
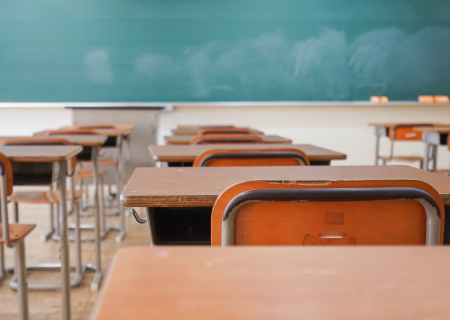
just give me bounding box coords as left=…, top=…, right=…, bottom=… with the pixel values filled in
left=0, top=124, right=135, bottom=320
left=92, top=123, right=450, bottom=319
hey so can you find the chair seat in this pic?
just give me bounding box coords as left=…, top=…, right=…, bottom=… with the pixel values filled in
left=379, top=156, right=424, bottom=162
left=73, top=169, right=107, bottom=180
left=0, top=224, right=35, bottom=244
left=80, top=158, right=117, bottom=167
left=9, top=190, right=83, bottom=204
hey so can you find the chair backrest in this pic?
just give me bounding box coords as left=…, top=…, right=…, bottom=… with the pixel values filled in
left=0, top=152, right=13, bottom=196
left=211, top=180, right=444, bottom=246
left=190, top=134, right=265, bottom=145
left=46, top=129, right=98, bottom=136
left=197, top=128, right=252, bottom=136
left=388, top=124, right=433, bottom=141
left=0, top=138, right=76, bottom=185
left=75, top=125, right=116, bottom=130
left=193, top=149, right=310, bottom=167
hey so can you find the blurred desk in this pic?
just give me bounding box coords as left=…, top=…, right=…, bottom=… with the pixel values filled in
left=91, top=246, right=450, bottom=320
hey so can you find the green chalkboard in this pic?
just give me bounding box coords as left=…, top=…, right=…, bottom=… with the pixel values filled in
left=1, top=0, right=449, bottom=102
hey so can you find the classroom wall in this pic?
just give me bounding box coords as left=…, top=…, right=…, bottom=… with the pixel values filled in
left=1, top=104, right=449, bottom=169
left=158, top=104, right=450, bottom=168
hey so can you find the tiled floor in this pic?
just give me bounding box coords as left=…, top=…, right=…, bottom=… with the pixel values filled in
left=0, top=186, right=150, bottom=320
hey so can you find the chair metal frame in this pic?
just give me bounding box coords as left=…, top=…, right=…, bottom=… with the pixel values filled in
left=379, top=123, right=435, bottom=166
left=1, top=154, right=33, bottom=320
left=193, top=149, right=310, bottom=167
left=212, top=180, right=443, bottom=246
left=0, top=139, right=88, bottom=291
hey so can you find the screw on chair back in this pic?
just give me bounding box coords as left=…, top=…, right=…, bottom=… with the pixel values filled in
left=211, top=180, right=444, bottom=246
left=190, top=134, right=265, bottom=145
left=193, top=149, right=310, bottom=167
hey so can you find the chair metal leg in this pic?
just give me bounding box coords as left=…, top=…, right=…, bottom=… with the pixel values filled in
left=0, top=244, right=13, bottom=284
left=41, top=203, right=56, bottom=242
left=16, top=241, right=29, bottom=320
left=13, top=202, right=19, bottom=223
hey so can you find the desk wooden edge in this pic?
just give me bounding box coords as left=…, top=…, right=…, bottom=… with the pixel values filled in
left=5, top=146, right=83, bottom=163
left=120, top=183, right=450, bottom=207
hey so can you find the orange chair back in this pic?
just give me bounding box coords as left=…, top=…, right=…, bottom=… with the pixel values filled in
left=211, top=180, right=444, bottom=246
left=388, top=124, right=433, bottom=141
left=197, top=128, right=252, bottom=136
left=0, top=153, right=13, bottom=196
left=190, top=134, right=265, bottom=145
left=45, top=129, right=98, bottom=136
left=193, top=149, right=310, bottom=167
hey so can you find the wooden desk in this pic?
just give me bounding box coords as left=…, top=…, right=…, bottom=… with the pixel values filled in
left=91, top=246, right=450, bottom=320
left=368, top=123, right=450, bottom=167
left=414, top=127, right=450, bottom=171
left=171, top=127, right=264, bottom=136
left=61, top=124, right=135, bottom=137
left=149, top=144, right=347, bottom=166
left=0, top=145, right=82, bottom=320
left=164, top=134, right=292, bottom=145
left=121, top=165, right=450, bottom=245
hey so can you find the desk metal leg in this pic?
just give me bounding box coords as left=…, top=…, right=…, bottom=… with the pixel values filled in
left=423, top=142, right=431, bottom=170
left=90, top=146, right=102, bottom=292
left=375, top=132, right=380, bottom=165
left=112, top=136, right=126, bottom=243
left=57, top=161, right=71, bottom=320
left=432, top=145, right=438, bottom=171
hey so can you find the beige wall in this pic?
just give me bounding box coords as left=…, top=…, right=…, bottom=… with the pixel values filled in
left=159, top=104, right=450, bottom=168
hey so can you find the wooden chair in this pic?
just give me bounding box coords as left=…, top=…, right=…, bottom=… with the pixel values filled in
left=211, top=180, right=444, bottom=246
left=197, top=128, right=252, bottom=136
left=379, top=123, right=434, bottom=167
left=0, top=138, right=85, bottom=290
left=0, top=152, right=36, bottom=320
left=190, top=134, right=265, bottom=145
left=193, top=149, right=310, bottom=167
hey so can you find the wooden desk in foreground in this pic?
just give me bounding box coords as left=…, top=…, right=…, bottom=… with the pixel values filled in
left=149, top=144, right=347, bottom=166
left=121, top=165, right=450, bottom=245
left=164, top=134, right=292, bottom=145
left=91, top=246, right=450, bottom=320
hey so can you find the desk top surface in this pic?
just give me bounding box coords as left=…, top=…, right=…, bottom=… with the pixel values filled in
left=369, top=122, right=450, bottom=129
left=0, top=146, right=82, bottom=162
left=171, top=127, right=264, bottom=136
left=148, top=144, right=347, bottom=163
left=61, top=124, right=134, bottom=136
left=91, top=246, right=450, bottom=320
left=121, top=165, right=450, bottom=207
left=164, top=134, right=292, bottom=145
left=1, top=135, right=107, bottom=147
